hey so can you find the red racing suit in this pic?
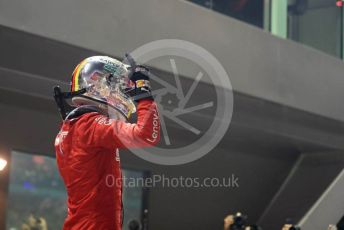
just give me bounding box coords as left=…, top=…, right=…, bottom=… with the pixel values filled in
left=54, top=99, right=160, bottom=230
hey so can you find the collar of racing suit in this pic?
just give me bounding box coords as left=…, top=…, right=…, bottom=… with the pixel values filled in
left=65, top=105, right=103, bottom=120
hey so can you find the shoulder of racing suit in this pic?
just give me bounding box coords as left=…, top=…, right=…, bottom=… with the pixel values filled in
left=65, top=105, right=103, bottom=120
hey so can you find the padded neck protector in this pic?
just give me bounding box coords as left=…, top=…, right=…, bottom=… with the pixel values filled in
left=66, top=105, right=103, bottom=120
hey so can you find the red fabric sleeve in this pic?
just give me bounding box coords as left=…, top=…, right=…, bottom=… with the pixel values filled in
left=86, top=99, right=160, bottom=150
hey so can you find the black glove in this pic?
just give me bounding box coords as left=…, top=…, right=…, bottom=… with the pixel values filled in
left=126, top=65, right=153, bottom=102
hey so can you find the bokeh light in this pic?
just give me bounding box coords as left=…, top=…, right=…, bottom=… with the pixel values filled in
left=0, top=158, right=7, bottom=171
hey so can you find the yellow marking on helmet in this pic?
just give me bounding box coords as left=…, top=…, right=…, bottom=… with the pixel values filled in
left=73, top=60, right=87, bottom=91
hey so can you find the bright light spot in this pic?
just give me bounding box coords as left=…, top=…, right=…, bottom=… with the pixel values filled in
left=337, top=1, right=343, bottom=7
left=0, top=158, right=7, bottom=171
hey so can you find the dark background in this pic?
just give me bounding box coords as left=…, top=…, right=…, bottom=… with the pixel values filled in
left=0, top=25, right=343, bottom=230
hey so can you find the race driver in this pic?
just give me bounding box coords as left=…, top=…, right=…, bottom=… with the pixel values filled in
left=54, top=56, right=160, bottom=229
